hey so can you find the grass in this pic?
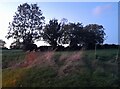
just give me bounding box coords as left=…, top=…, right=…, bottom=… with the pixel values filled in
left=2, top=48, right=119, bottom=87
left=20, top=67, right=58, bottom=87
left=2, top=68, right=28, bottom=87
left=84, top=49, right=118, bottom=60
left=2, top=50, right=25, bottom=69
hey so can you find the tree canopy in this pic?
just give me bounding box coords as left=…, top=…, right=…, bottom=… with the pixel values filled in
left=6, top=3, right=106, bottom=50
left=83, top=24, right=105, bottom=48
left=61, top=22, right=83, bottom=47
left=42, top=19, right=63, bottom=48
left=58, top=23, right=105, bottom=48
left=6, top=3, right=45, bottom=46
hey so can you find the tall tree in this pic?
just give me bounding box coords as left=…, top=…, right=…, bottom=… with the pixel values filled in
left=42, top=19, right=63, bottom=48
left=60, top=22, right=83, bottom=47
left=60, top=23, right=105, bottom=49
left=84, top=24, right=106, bottom=48
left=6, top=3, right=45, bottom=46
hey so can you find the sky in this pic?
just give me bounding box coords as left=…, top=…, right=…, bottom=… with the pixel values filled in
left=0, top=1, right=118, bottom=48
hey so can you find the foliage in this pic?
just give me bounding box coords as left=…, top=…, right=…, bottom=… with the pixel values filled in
left=84, top=24, right=106, bottom=48
left=60, top=22, right=83, bottom=47
left=60, top=23, right=105, bottom=48
left=42, top=19, right=63, bottom=48
left=10, top=40, right=23, bottom=49
left=6, top=3, right=45, bottom=45
left=5, top=3, right=106, bottom=49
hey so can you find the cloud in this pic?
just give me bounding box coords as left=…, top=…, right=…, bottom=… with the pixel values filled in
left=93, top=4, right=112, bottom=16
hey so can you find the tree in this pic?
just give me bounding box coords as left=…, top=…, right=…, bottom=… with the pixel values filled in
left=6, top=3, right=45, bottom=47
left=60, top=23, right=105, bottom=49
left=84, top=24, right=106, bottom=49
left=10, top=40, right=23, bottom=49
left=42, top=19, right=63, bottom=48
left=0, top=39, right=6, bottom=48
left=60, top=22, right=83, bottom=47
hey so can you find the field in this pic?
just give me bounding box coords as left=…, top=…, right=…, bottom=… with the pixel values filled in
left=2, top=49, right=120, bottom=87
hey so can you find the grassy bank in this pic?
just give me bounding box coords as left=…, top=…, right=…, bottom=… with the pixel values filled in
left=2, top=49, right=119, bottom=87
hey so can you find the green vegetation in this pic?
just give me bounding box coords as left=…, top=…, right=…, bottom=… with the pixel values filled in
left=2, top=50, right=25, bottom=68
left=2, top=49, right=119, bottom=87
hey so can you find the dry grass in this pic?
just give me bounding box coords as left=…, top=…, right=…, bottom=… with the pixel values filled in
left=30, top=51, right=56, bottom=68
left=58, top=51, right=86, bottom=76
left=9, top=52, right=39, bottom=69
left=8, top=50, right=85, bottom=77
left=2, top=49, right=119, bottom=87
left=9, top=50, right=87, bottom=77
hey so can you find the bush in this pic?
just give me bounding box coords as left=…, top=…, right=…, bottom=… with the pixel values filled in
left=23, top=44, right=37, bottom=51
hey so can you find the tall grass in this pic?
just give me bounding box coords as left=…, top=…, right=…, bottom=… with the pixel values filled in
left=2, top=68, right=28, bottom=87
left=2, top=50, right=25, bottom=69
left=2, top=49, right=119, bottom=87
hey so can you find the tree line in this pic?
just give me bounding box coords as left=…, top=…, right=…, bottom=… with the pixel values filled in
left=6, top=3, right=106, bottom=51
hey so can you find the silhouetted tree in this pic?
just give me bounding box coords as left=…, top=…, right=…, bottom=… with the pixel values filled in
left=84, top=24, right=106, bottom=49
left=60, top=23, right=105, bottom=49
left=42, top=19, right=63, bottom=48
left=0, top=39, right=6, bottom=48
left=10, top=39, right=23, bottom=49
left=60, top=22, right=83, bottom=47
left=6, top=3, right=45, bottom=47
left=23, top=43, right=37, bottom=51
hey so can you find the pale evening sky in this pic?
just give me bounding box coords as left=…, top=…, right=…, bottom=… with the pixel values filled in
left=0, top=0, right=118, bottom=48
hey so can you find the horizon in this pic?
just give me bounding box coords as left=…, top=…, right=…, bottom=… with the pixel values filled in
left=0, top=2, right=118, bottom=48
